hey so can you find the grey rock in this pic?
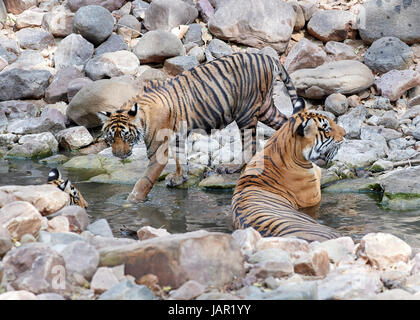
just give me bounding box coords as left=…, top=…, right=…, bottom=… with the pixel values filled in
left=16, top=28, right=55, bottom=50
left=94, top=33, right=128, bottom=57
left=325, top=93, right=349, bottom=116
left=183, top=24, right=203, bottom=46
left=208, top=0, right=296, bottom=53
left=196, top=0, right=214, bottom=23
left=187, top=46, right=205, bottom=63
left=45, top=66, right=84, bottom=104
left=132, top=0, right=149, bottom=20
left=163, top=55, right=199, bottom=76
left=38, top=231, right=86, bottom=246
left=207, top=38, right=232, bottom=59
left=377, top=110, right=400, bottom=130
left=263, top=281, right=318, bottom=300
left=334, top=139, right=387, bottom=168
left=98, top=279, right=157, bottom=300
left=360, top=125, right=402, bottom=142
left=373, top=96, right=394, bottom=110
left=117, top=14, right=142, bottom=39
left=168, top=280, right=206, bottom=300
left=357, top=0, right=420, bottom=44
left=4, top=50, right=47, bottom=72
left=337, top=106, right=367, bottom=139
left=61, top=240, right=99, bottom=280
left=87, top=219, right=113, bottom=238
left=67, top=0, right=127, bottom=13
left=0, top=69, right=51, bottom=101
left=56, top=126, right=94, bottom=151
left=42, top=5, right=74, bottom=38
left=0, top=100, right=38, bottom=120
left=66, top=77, right=93, bottom=103
left=143, top=0, right=198, bottom=31
left=307, top=9, right=355, bottom=42
left=15, top=8, right=45, bottom=29
left=73, top=5, right=115, bottom=46
left=7, top=108, right=66, bottom=135
left=364, top=37, right=414, bottom=74
left=374, top=69, right=420, bottom=102
left=386, top=148, right=417, bottom=162
left=324, top=41, right=357, bottom=61
left=133, top=30, right=185, bottom=63
left=0, top=45, right=17, bottom=64
left=284, top=38, right=327, bottom=73
left=37, top=293, right=65, bottom=300
left=54, top=34, right=94, bottom=70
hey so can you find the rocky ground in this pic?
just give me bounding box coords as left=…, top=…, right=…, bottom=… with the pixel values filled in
left=0, top=0, right=420, bottom=300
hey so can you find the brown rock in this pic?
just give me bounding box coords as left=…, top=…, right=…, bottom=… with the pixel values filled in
left=49, top=205, right=89, bottom=233
left=356, top=233, right=412, bottom=269
left=0, top=184, right=69, bottom=216
left=374, top=70, right=420, bottom=102
left=293, top=248, right=330, bottom=277
left=99, top=230, right=244, bottom=289
left=0, top=225, right=12, bottom=257
left=284, top=38, right=327, bottom=73
left=0, top=201, right=43, bottom=240
left=3, top=0, right=37, bottom=15
left=47, top=216, right=70, bottom=233
left=90, top=267, right=119, bottom=294
left=137, top=226, right=170, bottom=241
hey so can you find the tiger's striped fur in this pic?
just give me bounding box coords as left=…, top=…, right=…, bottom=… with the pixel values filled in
left=231, top=111, right=346, bottom=242
left=48, top=168, right=88, bottom=209
left=98, top=52, right=305, bottom=203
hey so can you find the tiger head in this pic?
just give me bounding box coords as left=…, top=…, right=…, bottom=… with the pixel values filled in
left=293, top=111, right=346, bottom=165
left=98, top=104, right=142, bottom=159
left=48, top=168, right=88, bottom=209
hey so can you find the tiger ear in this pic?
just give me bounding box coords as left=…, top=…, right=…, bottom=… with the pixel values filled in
left=97, top=111, right=112, bottom=123
left=48, top=168, right=60, bottom=182
left=296, top=118, right=316, bottom=137
left=127, top=103, right=138, bottom=117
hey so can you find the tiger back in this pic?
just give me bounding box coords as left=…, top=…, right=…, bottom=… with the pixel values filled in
left=47, top=168, right=88, bottom=209
left=231, top=111, right=346, bottom=242
left=98, top=52, right=305, bottom=203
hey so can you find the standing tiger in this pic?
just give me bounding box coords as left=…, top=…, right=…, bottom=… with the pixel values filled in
left=48, top=168, right=88, bottom=209
left=98, top=52, right=305, bottom=203
left=231, top=111, right=346, bottom=242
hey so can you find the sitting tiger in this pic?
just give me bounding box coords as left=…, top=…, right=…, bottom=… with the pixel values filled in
left=47, top=168, right=88, bottom=209
left=231, top=111, right=346, bottom=242
left=98, top=52, right=305, bottom=203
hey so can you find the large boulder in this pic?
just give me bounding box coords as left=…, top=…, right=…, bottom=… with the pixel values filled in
left=99, top=230, right=245, bottom=289
left=357, top=0, right=420, bottom=44
left=133, top=30, right=185, bottom=63
left=0, top=69, right=51, bottom=101
left=45, top=66, right=84, bottom=104
left=208, top=0, right=296, bottom=53
left=364, top=37, right=414, bottom=74
left=290, top=60, right=374, bottom=99
left=0, top=184, right=69, bottom=215
left=85, top=51, right=140, bottom=80
left=143, top=0, right=198, bottom=31
left=66, top=78, right=138, bottom=128
left=73, top=5, right=115, bottom=46
left=374, top=69, right=420, bottom=102
left=53, top=34, right=94, bottom=70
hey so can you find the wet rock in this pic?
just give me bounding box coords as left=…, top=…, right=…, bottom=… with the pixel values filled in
left=364, top=37, right=414, bottom=74
left=293, top=248, right=330, bottom=277
left=379, top=166, right=420, bottom=211
left=357, top=0, right=420, bottom=44
left=324, top=93, right=349, bottom=117
left=318, top=272, right=383, bottom=299
left=206, top=38, right=232, bottom=59
left=198, top=174, right=240, bottom=190
left=337, top=106, right=367, bottom=139
left=307, top=9, right=356, bottom=43
left=0, top=224, right=12, bottom=256
left=374, top=69, right=420, bottom=102
left=94, top=33, right=128, bottom=57
left=0, top=290, right=38, bottom=300
left=324, top=41, right=357, bottom=61
left=56, top=126, right=94, bottom=151
left=137, top=226, right=170, bottom=241
left=54, top=34, right=94, bottom=71
left=16, top=28, right=54, bottom=51
left=67, top=0, right=126, bottom=12
left=90, top=267, right=119, bottom=294
left=334, top=139, right=387, bottom=168
left=143, top=0, right=198, bottom=31
left=0, top=184, right=69, bottom=216
left=98, top=279, right=156, bottom=300
left=284, top=38, right=327, bottom=73
left=133, top=30, right=185, bottom=63
left=15, top=8, right=45, bottom=29
left=370, top=159, right=394, bottom=173
left=117, top=14, right=142, bottom=40
left=49, top=205, right=89, bottom=233
left=356, top=233, right=412, bottom=269
left=87, top=219, right=113, bottom=238
left=208, top=0, right=296, bottom=53
left=168, top=280, right=205, bottom=300
left=164, top=55, right=199, bottom=76
left=7, top=132, right=59, bottom=159
left=42, top=5, right=74, bottom=38
left=0, top=69, right=51, bottom=101
left=3, top=0, right=37, bottom=15
left=45, top=66, right=84, bottom=104
left=100, top=230, right=244, bottom=289
left=61, top=240, right=99, bottom=280
left=290, top=60, right=374, bottom=99
left=231, top=227, right=262, bottom=256
left=1, top=243, right=67, bottom=294
left=73, top=5, right=114, bottom=46
left=67, top=78, right=138, bottom=128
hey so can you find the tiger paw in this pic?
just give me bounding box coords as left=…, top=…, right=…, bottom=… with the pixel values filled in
left=127, top=191, right=147, bottom=203
left=215, top=163, right=245, bottom=174
left=165, top=173, right=188, bottom=187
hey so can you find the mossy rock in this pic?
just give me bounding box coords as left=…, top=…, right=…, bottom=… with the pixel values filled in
left=39, top=154, right=69, bottom=165
left=322, top=177, right=381, bottom=193
left=381, top=193, right=420, bottom=211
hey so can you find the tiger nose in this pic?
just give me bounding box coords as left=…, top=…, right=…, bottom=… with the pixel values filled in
left=113, top=150, right=132, bottom=159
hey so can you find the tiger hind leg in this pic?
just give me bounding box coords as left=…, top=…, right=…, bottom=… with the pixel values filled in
left=165, top=136, right=188, bottom=187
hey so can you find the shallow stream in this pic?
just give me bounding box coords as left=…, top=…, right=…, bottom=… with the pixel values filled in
left=1, top=158, right=420, bottom=247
